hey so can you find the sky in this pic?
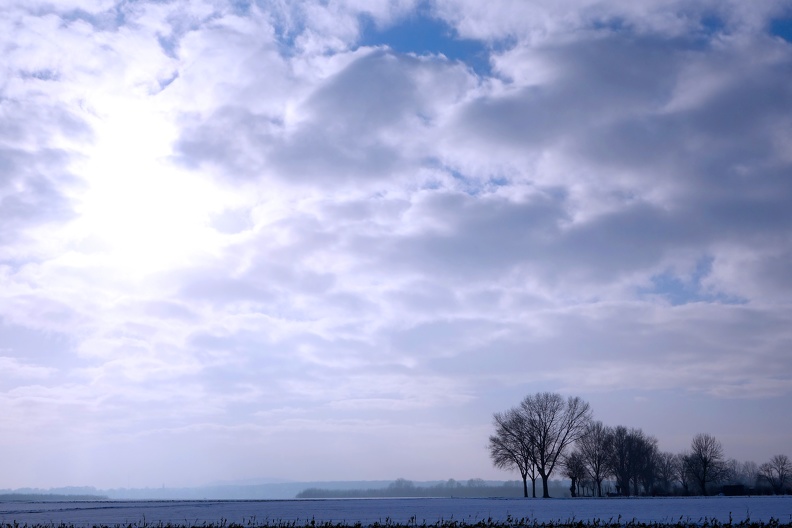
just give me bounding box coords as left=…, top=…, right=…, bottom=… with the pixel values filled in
left=1, top=0, right=791, bottom=490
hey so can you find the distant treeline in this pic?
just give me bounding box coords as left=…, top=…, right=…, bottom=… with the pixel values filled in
left=0, top=493, right=108, bottom=501
left=490, top=392, right=792, bottom=499
left=296, top=478, right=569, bottom=499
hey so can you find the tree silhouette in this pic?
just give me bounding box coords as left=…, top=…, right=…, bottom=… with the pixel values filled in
left=685, top=433, right=725, bottom=496
left=489, top=408, right=536, bottom=497
left=577, top=421, right=611, bottom=497
left=759, top=454, right=792, bottom=494
left=519, top=392, right=592, bottom=498
left=490, top=392, right=591, bottom=498
left=562, top=450, right=588, bottom=497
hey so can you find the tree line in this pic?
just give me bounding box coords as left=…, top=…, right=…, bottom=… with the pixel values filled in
left=296, top=478, right=541, bottom=498
left=489, top=392, right=791, bottom=498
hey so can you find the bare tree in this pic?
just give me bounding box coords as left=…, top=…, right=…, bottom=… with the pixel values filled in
left=674, top=452, right=691, bottom=495
left=655, top=451, right=679, bottom=495
left=607, top=426, right=655, bottom=496
left=723, top=459, right=740, bottom=485
left=607, top=425, right=632, bottom=496
left=562, top=450, right=588, bottom=497
left=738, top=460, right=759, bottom=488
left=577, top=421, right=611, bottom=497
left=685, top=433, right=726, bottom=496
left=758, top=454, right=792, bottom=494
left=489, top=408, right=535, bottom=498
left=724, top=459, right=759, bottom=489
left=635, top=434, right=659, bottom=496
left=520, top=392, right=592, bottom=498
left=525, top=450, right=540, bottom=497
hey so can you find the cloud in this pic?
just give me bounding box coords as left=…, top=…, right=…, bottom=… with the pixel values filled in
left=176, top=47, right=476, bottom=186
left=0, top=92, right=87, bottom=255
left=0, top=357, right=54, bottom=381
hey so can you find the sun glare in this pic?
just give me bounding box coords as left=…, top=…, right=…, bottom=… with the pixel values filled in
left=71, top=97, right=223, bottom=277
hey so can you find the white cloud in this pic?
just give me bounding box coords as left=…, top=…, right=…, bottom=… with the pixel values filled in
left=0, top=357, right=54, bottom=380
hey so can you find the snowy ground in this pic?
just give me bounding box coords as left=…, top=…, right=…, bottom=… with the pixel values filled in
left=0, top=497, right=791, bottom=526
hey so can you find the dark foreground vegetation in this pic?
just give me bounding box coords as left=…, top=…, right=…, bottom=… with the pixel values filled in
left=1, top=517, right=791, bottom=528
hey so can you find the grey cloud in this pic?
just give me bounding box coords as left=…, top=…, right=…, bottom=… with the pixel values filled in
left=0, top=321, right=75, bottom=377
left=749, top=250, right=792, bottom=296
left=0, top=102, right=88, bottom=248
left=383, top=317, right=508, bottom=364
left=175, top=49, right=473, bottom=184
left=440, top=28, right=792, bottom=293
left=436, top=1, right=789, bottom=43
left=562, top=42, right=792, bottom=247
left=175, top=106, right=284, bottom=178
left=180, top=313, right=463, bottom=413
left=379, top=190, right=568, bottom=277
left=422, top=301, right=792, bottom=398
left=572, top=48, right=792, bottom=180
left=553, top=204, right=690, bottom=280
left=307, top=51, right=422, bottom=132
left=384, top=279, right=464, bottom=316
left=169, top=12, right=792, bottom=417
left=456, top=35, right=686, bottom=151
left=343, top=190, right=686, bottom=286
left=269, top=127, right=405, bottom=184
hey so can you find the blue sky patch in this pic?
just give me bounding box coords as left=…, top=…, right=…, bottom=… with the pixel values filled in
left=157, top=34, right=179, bottom=58
left=770, top=17, right=792, bottom=43
left=592, top=16, right=629, bottom=33
left=358, top=13, right=491, bottom=77
left=647, top=272, right=705, bottom=305
left=231, top=0, right=252, bottom=16
left=699, top=14, right=726, bottom=36
left=641, top=257, right=744, bottom=305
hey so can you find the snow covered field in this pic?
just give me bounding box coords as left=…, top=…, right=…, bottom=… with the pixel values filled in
left=1, top=497, right=790, bottom=526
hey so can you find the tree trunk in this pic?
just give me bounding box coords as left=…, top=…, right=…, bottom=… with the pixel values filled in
left=531, top=477, right=536, bottom=498
left=522, top=476, right=528, bottom=498
left=596, top=479, right=602, bottom=498
left=699, top=467, right=708, bottom=496
left=542, top=475, right=550, bottom=498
